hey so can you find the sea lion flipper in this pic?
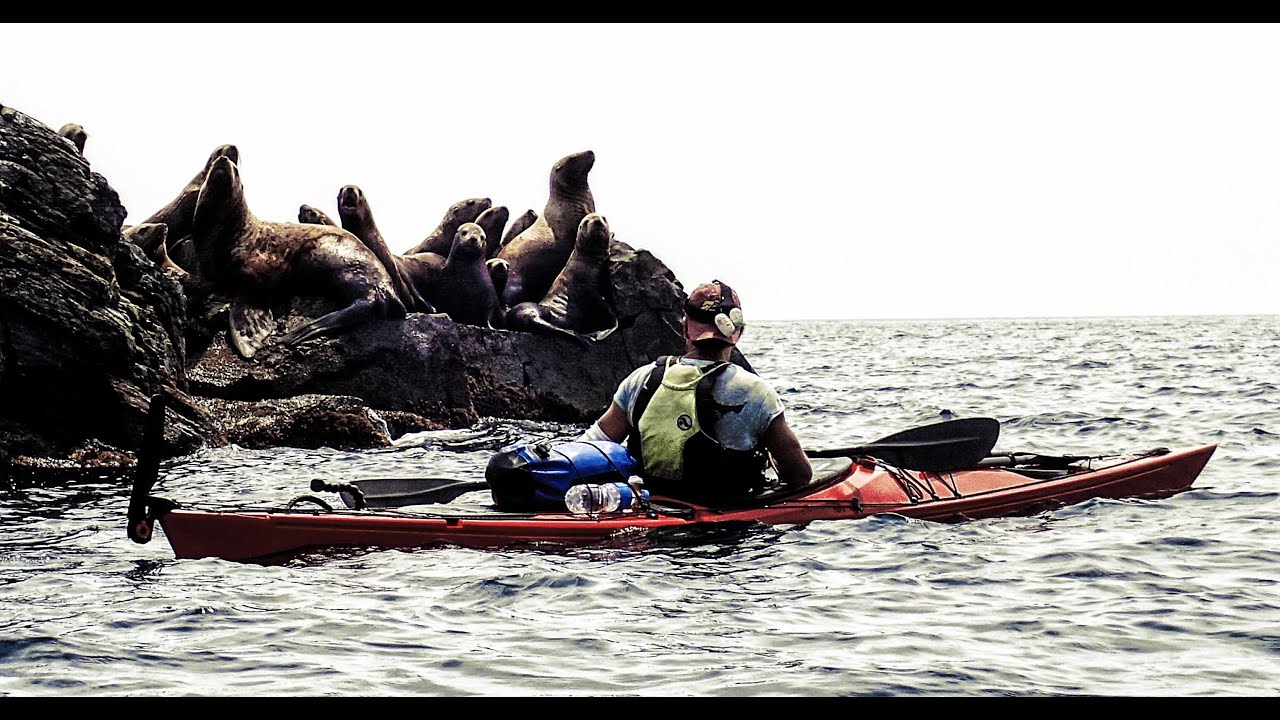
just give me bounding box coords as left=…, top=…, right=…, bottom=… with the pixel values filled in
left=403, top=271, right=432, bottom=313
left=228, top=297, right=275, bottom=359
left=527, top=314, right=591, bottom=347
left=582, top=320, right=619, bottom=343
left=278, top=297, right=393, bottom=349
left=488, top=304, right=507, bottom=330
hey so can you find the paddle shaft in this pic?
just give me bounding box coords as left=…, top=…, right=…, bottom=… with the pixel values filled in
left=313, top=418, right=1002, bottom=508
left=127, top=392, right=167, bottom=543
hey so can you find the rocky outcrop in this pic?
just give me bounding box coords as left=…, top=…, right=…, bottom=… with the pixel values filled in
left=193, top=395, right=398, bottom=451
left=0, top=103, right=691, bottom=465
left=0, top=104, right=214, bottom=463
left=184, top=239, right=687, bottom=426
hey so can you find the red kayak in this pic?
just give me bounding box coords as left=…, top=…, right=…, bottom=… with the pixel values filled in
left=148, top=444, right=1216, bottom=563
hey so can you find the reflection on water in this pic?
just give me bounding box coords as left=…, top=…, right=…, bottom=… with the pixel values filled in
left=1, top=315, right=1277, bottom=696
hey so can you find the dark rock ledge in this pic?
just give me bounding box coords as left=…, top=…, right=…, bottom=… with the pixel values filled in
left=0, top=103, right=688, bottom=470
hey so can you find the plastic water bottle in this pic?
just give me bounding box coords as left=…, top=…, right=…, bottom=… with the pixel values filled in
left=564, top=481, right=649, bottom=514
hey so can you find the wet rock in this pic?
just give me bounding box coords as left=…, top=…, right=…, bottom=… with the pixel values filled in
left=0, top=100, right=699, bottom=461
left=193, top=394, right=395, bottom=451
left=185, top=242, right=689, bottom=426
left=0, top=104, right=215, bottom=463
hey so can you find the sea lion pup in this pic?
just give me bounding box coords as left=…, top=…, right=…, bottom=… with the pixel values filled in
left=485, top=257, right=510, bottom=308
left=123, top=223, right=188, bottom=280
left=191, top=155, right=406, bottom=359
left=298, top=204, right=338, bottom=226
left=58, top=123, right=87, bottom=154
left=475, top=205, right=510, bottom=260
left=500, top=208, right=538, bottom=250
left=504, top=212, right=618, bottom=344
left=403, top=197, right=492, bottom=256
left=335, top=184, right=430, bottom=312
left=496, top=150, right=596, bottom=306
left=426, top=222, right=501, bottom=328
left=141, top=144, right=240, bottom=245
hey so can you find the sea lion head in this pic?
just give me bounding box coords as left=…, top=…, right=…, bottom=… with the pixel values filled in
left=486, top=257, right=510, bottom=288
left=196, top=156, right=241, bottom=214
left=550, top=150, right=595, bottom=193
left=477, top=205, right=510, bottom=253
left=298, top=204, right=335, bottom=226
left=58, top=123, right=87, bottom=154
left=337, top=184, right=364, bottom=215
left=576, top=213, right=611, bottom=257
left=445, top=197, right=493, bottom=225
left=205, top=144, right=240, bottom=172
left=477, top=205, right=510, bottom=232
left=125, top=222, right=169, bottom=254
left=450, top=222, right=487, bottom=259
left=193, top=155, right=250, bottom=266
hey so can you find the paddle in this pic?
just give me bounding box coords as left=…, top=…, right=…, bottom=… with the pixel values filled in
left=310, top=477, right=489, bottom=510
left=806, top=417, right=1001, bottom=473
left=310, top=417, right=1001, bottom=509
left=127, top=392, right=168, bottom=544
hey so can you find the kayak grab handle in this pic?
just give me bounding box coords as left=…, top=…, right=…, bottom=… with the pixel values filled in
left=310, top=479, right=367, bottom=510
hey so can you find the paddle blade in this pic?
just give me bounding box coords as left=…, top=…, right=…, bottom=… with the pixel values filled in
left=808, top=417, right=1000, bottom=473
left=342, top=478, right=490, bottom=509
left=128, top=392, right=167, bottom=544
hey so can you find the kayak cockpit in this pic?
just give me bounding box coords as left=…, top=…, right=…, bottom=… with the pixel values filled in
left=689, top=456, right=856, bottom=510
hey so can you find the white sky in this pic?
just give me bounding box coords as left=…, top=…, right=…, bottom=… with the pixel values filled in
left=6, top=23, right=1279, bottom=321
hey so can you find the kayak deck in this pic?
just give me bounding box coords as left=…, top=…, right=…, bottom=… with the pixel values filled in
left=154, top=444, right=1216, bottom=562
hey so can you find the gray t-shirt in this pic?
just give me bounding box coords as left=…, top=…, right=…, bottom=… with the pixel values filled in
left=613, top=357, right=785, bottom=451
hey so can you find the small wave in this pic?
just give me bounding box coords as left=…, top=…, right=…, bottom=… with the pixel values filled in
left=1152, top=536, right=1211, bottom=548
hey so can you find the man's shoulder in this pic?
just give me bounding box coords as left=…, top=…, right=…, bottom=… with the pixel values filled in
left=619, top=361, right=662, bottom=391
left=720, top=363, right=779, bottom=395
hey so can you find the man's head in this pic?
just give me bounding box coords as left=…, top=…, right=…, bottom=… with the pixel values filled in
left=683, top=279, right=745, bottom=352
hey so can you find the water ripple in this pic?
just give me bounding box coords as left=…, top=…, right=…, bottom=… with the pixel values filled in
left=3, top=315, right=1279, bottom=695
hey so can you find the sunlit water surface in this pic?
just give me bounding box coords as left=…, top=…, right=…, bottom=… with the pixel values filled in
left=2, top=316, right=1277, bottom=696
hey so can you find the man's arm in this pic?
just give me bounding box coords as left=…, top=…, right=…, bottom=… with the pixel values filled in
left=762, top=412, right=812, bottom=488
left=578, top=401, right=631, bottom=444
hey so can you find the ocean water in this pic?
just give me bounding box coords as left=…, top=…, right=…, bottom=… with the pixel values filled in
left=1, top=315, right=1277, bottom=697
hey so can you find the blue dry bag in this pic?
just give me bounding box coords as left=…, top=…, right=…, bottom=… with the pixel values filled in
left=485, top=440, right=638, bottom=511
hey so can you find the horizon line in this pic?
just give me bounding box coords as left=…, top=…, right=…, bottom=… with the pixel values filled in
left=747, top=312, right=1280, bottom=323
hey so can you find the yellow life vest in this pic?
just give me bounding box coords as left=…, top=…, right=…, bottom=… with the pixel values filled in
left=628, top=356, right=768, bottom=501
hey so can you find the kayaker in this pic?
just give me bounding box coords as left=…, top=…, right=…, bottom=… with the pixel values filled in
left=577, top=279, right=812, bottom=502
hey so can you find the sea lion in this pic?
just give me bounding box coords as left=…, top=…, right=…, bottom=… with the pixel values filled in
left=504, top=212, right=618, bottom=343
left=487, top=209, right=536, bottom=296
left=404, top=197, right=492, bottom=256
left=123, top=222, right=187, bottom=280
left=501, top=208, right=538, bottom=249
left=336, top=184, right=430, bottom=312
left=141, top=144, right=240, bottom=245
left=397, top=251, right=447, bottom=313
left=475, top=205, right=510, bottom=260
left=58, top=123, right=87, bottom=154
left=192, top=155, right=406, bottom=359
left=485, top=257, right=510, bottom=306
left=496, top=150, right=596, bottom=306
left=298, top=204, right=338, bottom=226
left=426, top=222, right=501, bottom=328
